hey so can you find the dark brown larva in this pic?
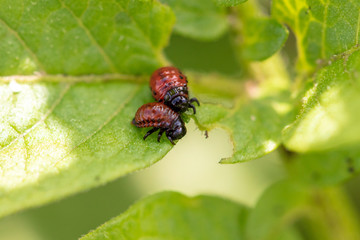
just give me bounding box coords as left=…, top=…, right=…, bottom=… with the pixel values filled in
left=132, top=102, right=186, bottom=144
left=150, top=66, right=199, bottom=113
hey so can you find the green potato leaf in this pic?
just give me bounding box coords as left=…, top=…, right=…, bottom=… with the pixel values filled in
left=245, top=180, right=310, bottom=240
left=0, top=82, right=173, bottom=218
left=290, top=147, right=360, bottom=187
left=283, top=49, right=360, bottom=152
left=0, top=0, right=174, bottom=75
left=160, top=0, right=228, bottom=40
left=213, top=0, right=247, bottom=7
left=0, top=0, right=294, bottom=218
left=272, top=0, right=360, bottom=71
left=245, top=178, right=360, bottom=240
left=82, top=191, right=249, bottom=240
left=0, top=0, right=175, bottom=218
left=217, top=91, right=293, bottom=164
left=242, top=17, right=288, bottom=61
left=193, top=58, right=294, bottom=163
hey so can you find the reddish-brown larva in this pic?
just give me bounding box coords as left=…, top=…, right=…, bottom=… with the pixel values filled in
left=150, top=66, right=199, bottom=113
left=132, top=102, right=186, bottom=144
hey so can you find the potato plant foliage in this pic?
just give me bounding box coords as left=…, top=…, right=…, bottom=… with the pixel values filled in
left=0, top=0, right=360, bottom=239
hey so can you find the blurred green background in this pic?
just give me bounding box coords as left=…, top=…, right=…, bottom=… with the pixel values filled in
left=0, top=33, right=359, bottom=240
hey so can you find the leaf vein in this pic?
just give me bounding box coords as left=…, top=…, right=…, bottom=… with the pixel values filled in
left=112, top=0, right=158, bottom=53
left=58, top=0, right=118, bottom=73
left=0, top=18, right=46, bottom=73
left=23, top=136, right=29, bottom=172
left=321, top=0, right=330, bottom=58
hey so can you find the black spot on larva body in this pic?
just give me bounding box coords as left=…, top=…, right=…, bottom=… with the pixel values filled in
left=179, top=75, right=183, bottom=79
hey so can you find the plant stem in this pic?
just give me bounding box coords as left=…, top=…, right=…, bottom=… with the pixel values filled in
left=310, top=186, right=360, bottom=240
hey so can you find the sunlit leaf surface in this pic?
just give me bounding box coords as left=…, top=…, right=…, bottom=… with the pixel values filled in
left=283, top=49, right=360, bottom=152
left=0, top=82, right=175, bottom=217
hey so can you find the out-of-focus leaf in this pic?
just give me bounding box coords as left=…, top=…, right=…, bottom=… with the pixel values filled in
left=247, top=178, right=360, bottom=240
left=160, top=0, right=228, bottom=40
left=0, top=0, right=174, bottom=75
left=245, top=180, right=310, bottom=240
left=81, top=191, right=249, bottom=240
left=213, top=0, right=247, bottom=7
left=290, top=147, right=360, bottom=186
left=272, top=0, right=360, bottom=71
left=242, top=17, right=288, bottom=61
left=283, top=49, right=360, bottom=152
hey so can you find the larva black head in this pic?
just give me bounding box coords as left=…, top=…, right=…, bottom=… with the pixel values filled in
left=166, top=117, right=186, bottom=144
left=163, top=87, right=200, bottom=114
left=168, top=95, right=188, bottom=113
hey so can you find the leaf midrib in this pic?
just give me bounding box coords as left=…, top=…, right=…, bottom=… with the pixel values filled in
left=0, top=74, right=147, bottom=84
